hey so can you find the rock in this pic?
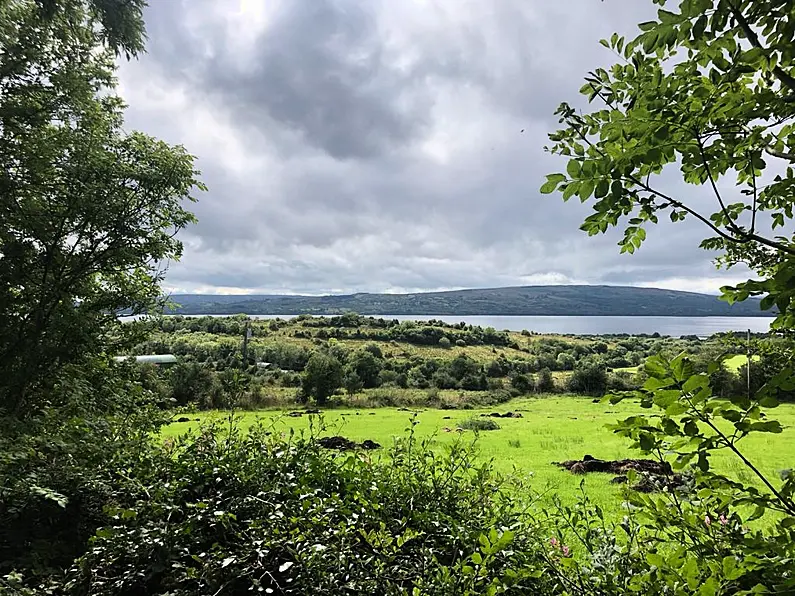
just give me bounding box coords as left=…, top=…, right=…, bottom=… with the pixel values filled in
left=175, top=416, right=191, bottom=423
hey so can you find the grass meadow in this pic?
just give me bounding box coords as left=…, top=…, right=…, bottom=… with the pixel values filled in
left=162, top=395, right=795, bottom=519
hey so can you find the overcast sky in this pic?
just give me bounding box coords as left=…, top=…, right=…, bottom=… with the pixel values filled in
left=116, top=0, right=753, bottom=296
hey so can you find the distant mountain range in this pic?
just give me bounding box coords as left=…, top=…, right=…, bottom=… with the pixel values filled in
left=163, top=285, right=771, bottom=317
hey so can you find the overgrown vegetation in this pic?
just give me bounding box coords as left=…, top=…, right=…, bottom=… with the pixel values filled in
left=2, top=0, right=795, bottom=594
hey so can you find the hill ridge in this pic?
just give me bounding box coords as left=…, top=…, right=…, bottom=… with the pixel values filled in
left=163, top=285, right=770, bottom=317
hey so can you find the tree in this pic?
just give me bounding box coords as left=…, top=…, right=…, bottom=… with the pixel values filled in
left=301, top=353, right=343, bottom=405
left=0, top=0, right=204, bottom=416
left=542, top=0, right=795, bottom=330
left=566, top=363, right=608, bottom=396
left=346, top=350, right=382, bottom=388
left=343, top=371, right=364, bottom=396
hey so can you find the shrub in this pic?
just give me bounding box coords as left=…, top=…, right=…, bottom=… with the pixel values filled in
left=607, top=371, right=640, bottom=392
left=535, top=368, right=555, bottom=392
left=169, top=361, right=223, bottom=408
left=459, top=418, right=500, bottom=431
left=63, top=424, right=550, bottom=595
left=566, top=363, right=608, bottom=396
left=343, top=371, right=364, bottom=395
left=438, top=336, right=452, bottom=349
left=377, top=369, right=398, bottom=386
left=511, top=373, right=533, bottom=394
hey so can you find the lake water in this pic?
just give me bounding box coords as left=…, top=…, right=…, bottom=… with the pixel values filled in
left=127, top=314, right=776, bottom=336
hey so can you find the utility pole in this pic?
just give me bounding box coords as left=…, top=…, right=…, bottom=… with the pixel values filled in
left=242, top=321, right=252, bottom=367
left=746, top=328, right=751, bottom=399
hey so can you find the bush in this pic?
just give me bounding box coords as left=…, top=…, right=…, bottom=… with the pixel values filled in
left=535, top=368, right=555, bottom=392
left=566, top=363, right=608, bottom=396
left=459, top=418, right=501, bottom=431
left=511, top=374, right=533, bottom=394
left=438, top=336, right=452, bottom=349
left=607, top=371, right=640, bottom=392
left=169, top=361, right=223, bottom=408
left=63, top=424, right=550, bottom=595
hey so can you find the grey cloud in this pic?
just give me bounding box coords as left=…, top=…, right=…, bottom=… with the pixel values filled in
left=116, top=0, right=748, bottom=296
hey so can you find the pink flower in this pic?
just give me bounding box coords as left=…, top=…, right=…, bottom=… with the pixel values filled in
left=549, top=537, right=558, bottom=547
left=562, top=545, right=571, bottom=557
left=719, top=514, right=728, bottom=526
left=704, top=515, right=711, bottom=528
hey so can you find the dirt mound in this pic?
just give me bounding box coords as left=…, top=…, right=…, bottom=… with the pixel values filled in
left=172, top=416, right=199, bottom=423
left=317, top=436, right=381, bottom=450
left=554, top=455, right=684, bottom=492
left=287, top=409, right=322, bottom=418
left=480, top=411, right=523, bottom=419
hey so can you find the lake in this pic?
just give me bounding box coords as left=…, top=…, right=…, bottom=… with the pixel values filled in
left=125, top=314, right=776, bottom=336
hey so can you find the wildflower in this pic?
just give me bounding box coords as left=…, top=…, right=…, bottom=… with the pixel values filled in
left=704, top=515, right=711, bottom=528
left=549, top=537, right=558, bottom=547
left=719, top=514, right=728, bottom=526
left=562, top=545, right=571, bottom=557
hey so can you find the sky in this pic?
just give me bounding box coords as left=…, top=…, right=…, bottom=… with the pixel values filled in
left=116, top=0, right=754, bottom=296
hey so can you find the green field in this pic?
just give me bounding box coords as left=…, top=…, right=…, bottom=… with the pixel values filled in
left=163, top=396, right=795, bottom=516
left=724, top=353, right=761, bottom=372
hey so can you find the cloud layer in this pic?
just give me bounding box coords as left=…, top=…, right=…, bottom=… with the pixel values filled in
left=116, top=0, right=752, bottom=295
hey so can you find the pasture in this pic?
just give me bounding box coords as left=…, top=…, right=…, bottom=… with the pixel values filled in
left=163, top=395, right=795, bottom=517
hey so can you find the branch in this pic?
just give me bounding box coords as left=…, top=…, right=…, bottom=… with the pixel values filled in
left=577, top=85, right=795, bottom=257
left=750, top=154, right=757, bottom=234
left=695, top=134, right=747, bottom=238
left=764, top=146, right=795, bottom=162
left=727, top=1, right=795, bottom=94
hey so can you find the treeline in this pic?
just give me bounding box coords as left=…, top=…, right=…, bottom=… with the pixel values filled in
left=126, top=316, right=794, bottom=409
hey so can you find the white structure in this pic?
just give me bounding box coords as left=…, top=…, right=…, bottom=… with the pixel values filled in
left=113, top=354, right=178, bottom=365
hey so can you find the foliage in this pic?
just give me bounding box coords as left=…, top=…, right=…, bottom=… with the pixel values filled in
left=603, top=351, right=795, bottom=593
left=0, top=371, right=168, bottom=578
left=169, top=361, right=223, bottom=408
left=61, top=422, right=550, bottom=595
left=459, top=418, right=501, bottom=432
left=346, top=349, right=382, bottom=388
left=301, top=353, right=343, bottom=406
left=567, top=363, right=609, bottom=396
left=542, top=0, right=795, bottom=330
left=535, top=368, right=555, bottom=393
left=0, top=0, right=203, bottom=417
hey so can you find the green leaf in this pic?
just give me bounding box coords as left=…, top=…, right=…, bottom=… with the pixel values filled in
left=670, top=353, right=693, bottom=382
left=723, top=556, right=743, bottom=581
left=692, top=15, right=707, bottom=39
left=540, top=178, right=562, bottom=194
left=644, top=357, right=668, bottom=379
left=639, top=433, right=655, bottom=451
left=644, top=376, right=674, bottom=390
left=471, top=552, right=483, bottom=565
left=682, top=374, right=708, bottom=393
left=666, top=402, right=688, bottom=416
left=567, top=160, right=582, bottom=179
